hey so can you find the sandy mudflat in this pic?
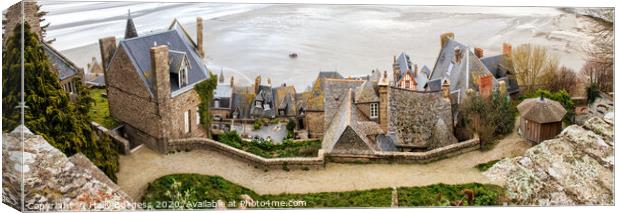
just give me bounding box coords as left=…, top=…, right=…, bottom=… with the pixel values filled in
left=42, top=2, right=596, bottom=89
left=117, top=133, right=530, bottom=200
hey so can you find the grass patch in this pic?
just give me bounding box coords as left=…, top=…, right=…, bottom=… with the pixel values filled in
left=398, top=183, right=504, bottom=206
left=216, top=131, right=321, bottom=158
left=87, top=88, right=119, bottom=128
left=141, top=174, right=505, bottom=209
left=475, top=160, right=501, bottom=172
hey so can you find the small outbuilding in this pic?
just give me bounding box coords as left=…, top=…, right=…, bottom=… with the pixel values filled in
left=517, top=95, right=567, bottom=143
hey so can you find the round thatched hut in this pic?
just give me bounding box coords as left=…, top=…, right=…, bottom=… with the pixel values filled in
left=517, top=95, right=567, bottom=143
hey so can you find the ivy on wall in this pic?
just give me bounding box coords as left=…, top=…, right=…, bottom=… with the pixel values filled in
left=194, top=72, right=218, bottom=137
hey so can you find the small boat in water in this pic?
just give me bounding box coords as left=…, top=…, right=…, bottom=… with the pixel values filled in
left=289, top=52, right=298, bottom=58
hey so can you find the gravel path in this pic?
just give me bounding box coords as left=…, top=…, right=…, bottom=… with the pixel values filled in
left=117, top=135, right=531, bottom=201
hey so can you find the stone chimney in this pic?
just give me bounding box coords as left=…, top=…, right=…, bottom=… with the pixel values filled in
left=442, top=80, right=451, bottom=99
left=474, top=47, right=484, bottom=58
left=440, top=32, right=455, bottom=48
left=502, top=43, right=512, bottom=56
left=3, top=1, right=42, bottom=42
left=98, top=36, right=117, bottom=71
left=414, top=64, right=418, bottom=76
left=254, top=75, right=261, bottom=93
left=478, top=74, right=493, bottom=99
left=150, top=45, right=171, bottom=101
left=378, top=74, right=389, bottom=132
left=196, top=17, right=205, bottom=58
left=267, top=78, right=272, bottom=86
left=230, top=76, right=235, bottom=88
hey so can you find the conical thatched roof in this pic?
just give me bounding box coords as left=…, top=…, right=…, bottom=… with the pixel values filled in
left=517, top=96, right=567, bottom=123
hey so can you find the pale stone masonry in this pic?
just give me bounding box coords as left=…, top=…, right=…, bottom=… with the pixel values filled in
left=2, top=127, right=135, bottom=211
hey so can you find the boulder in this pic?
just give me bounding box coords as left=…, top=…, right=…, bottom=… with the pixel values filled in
left=484, top=117, right=614, bottom=205
left=2, top=128, right=135, bottom=211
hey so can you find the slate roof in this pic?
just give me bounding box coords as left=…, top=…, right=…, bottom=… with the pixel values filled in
left=298, top=71, right=345, bottom=111
left=354, top=80, right=379, bottom=103
left=86, top=75, right=106, bottom=87
left=118, top=29, right=208, bottom=96
left=250, top=85, right=276, bottom=118
left=124, top=10, right=138, bottom=39
left=274, top=85, right=297, bottom=116
left=322, top=89, right=392, bottom=154
left=518, top=96, right=567, bottom=123
left=429, top=39, right=497, bottom=103
left=481, top=54, right=520, bottom=94
left=394, top=52, right=429, bottom=91
left=232, top=93, right=251, bottom=119
left=41, top=41, right=79, bottom=81
left=323, top=79, right=364, bottom=130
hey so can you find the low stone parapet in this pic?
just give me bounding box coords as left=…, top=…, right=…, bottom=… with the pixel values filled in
left=166, top=136, right=480, bottom=168
left=167, top=138, right=325, bottom=170
left=90, top=121, right=131, bottom=154
left=326, top=137, right=480, bottom=164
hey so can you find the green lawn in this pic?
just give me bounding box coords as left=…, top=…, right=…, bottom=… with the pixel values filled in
left=87, top=88, right=119, bottom=129
left=215, top=131, right=321, bottom=158
left=141, top=174, right=505, bottom=209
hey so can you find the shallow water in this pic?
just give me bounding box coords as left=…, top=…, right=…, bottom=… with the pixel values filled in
left=41, top=2, right=591, bottom=89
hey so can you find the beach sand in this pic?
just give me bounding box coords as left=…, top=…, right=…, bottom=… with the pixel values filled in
left=42, top=2, right=595, bottom=89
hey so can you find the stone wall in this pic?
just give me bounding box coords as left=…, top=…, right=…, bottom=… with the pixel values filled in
left=388, top=87, right=456, bottom=149
left=166, top=138, right=326, bottom=170
left=2, top=129, right=135, bottom=211
left=326, top=137, right=480, bottom=164
left=304, top=111, right=324, bottom=138
left=90, top=121, right=131, bottom=154
left=167, top=136, right=479, bottom=168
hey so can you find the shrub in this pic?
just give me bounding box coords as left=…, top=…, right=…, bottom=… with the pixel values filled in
left=216, top=131, right=320, bottom=158
left=586, top=83, right=601, bottom=105
left=460, top=92, right=516, bottom=150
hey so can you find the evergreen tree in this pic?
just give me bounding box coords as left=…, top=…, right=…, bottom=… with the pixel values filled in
left=2, top=23, right=119, bottom=181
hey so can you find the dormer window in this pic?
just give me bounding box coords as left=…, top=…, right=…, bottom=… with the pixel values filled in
left=179, top=64, right=189, bottom=87
left=255, top=100, right=262, bottom=108
left=264, top=102, right=271, bottom=110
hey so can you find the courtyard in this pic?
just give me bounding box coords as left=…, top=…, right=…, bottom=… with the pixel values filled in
left=116, top=132, right=531, bottom=200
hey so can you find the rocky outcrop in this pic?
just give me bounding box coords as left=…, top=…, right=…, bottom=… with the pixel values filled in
left=2, top=127, right=135, bottom=211
left=484, top=117, right=614, bottom=205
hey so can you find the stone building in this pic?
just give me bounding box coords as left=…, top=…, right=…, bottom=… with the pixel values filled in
left=480, top=43, right=520, bottom=96
left=517, top=95, right=567, bottom=143
left=392, top=52, right=431, bottom=91
left=85, top=57, right=106, bottom=87
left=249, top=76, right=277, bottom=119
left=429, top=32, right=498, bottom=105
left=99, top=13, right=209, bottom=153
left=322, top=71, right=457, bottom=154
left=296, top=71, right=345, bottom=138
left=41, top=41, right=84, bottom=94
left=3, top=1, right=84, bottom=95
left=210, top=70, right=235, bottom=132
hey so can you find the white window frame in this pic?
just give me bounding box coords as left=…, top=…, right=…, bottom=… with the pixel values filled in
left=255, top=100, right=262, bottom=108
left=264, top=103, right=271, bottom=110
left=184, top=110, right=190, bottom=133
left=214, top=99, right=220, bottom=108
left=370, top=103, right=379, bottom=118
